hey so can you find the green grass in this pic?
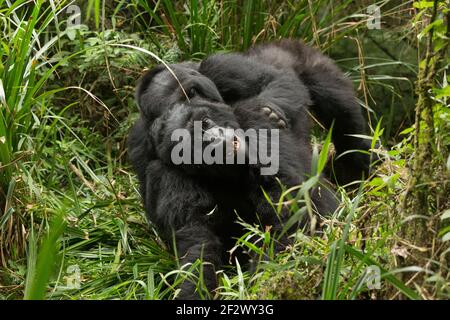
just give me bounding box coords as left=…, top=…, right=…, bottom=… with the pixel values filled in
left=0, top=0, right=449, bottom=300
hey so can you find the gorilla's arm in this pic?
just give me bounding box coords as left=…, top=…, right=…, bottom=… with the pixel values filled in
left=144, top=159, right=221, bottom=299
left=199, top=54, right=311, bottom=129
left=129, top=67, right=235, bottom=298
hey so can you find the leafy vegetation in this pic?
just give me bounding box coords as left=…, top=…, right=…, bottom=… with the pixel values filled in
left=0, top=0, right=448, bottom=300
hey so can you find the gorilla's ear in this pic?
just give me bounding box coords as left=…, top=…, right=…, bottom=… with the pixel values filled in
left=135, top=65, right=166, bottom=110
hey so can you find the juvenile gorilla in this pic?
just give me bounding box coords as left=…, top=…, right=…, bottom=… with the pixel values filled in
left=128, top=40, right=371, bottom=299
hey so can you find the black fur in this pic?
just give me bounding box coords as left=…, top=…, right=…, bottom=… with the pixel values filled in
left=199, top=39, right=374, bottom=184
left=128, top=40, right=371, bottom=299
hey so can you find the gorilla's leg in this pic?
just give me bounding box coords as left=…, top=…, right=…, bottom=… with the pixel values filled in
left=294, top=53, right=373, bottom=184
left=249, top=40, right=376, bottom=184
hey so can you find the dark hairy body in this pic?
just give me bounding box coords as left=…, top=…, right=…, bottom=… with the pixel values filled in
left=128, top=40, right=373, bottom=299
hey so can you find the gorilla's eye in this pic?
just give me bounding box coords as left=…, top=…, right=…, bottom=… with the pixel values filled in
left=187, top=87, right=198, bottom=99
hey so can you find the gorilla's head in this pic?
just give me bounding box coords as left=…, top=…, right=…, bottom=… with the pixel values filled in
left=136, top=63, right=224, bottom=119
left=136, top=64, right=247, bottom=178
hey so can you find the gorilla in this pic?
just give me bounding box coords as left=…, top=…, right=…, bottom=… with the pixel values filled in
left=128, top=40, right=373, bottom=299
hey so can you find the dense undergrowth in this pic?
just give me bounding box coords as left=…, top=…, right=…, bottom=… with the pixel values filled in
left=0, top=0, right=449, bottom=300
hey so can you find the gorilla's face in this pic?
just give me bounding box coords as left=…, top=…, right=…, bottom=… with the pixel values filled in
left=159, top=102, right=247, bottom=178
left=136, top=64, right=247, bottom=178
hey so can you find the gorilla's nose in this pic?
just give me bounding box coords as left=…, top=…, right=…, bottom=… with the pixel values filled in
left=201, top=119, right=244, bottom=159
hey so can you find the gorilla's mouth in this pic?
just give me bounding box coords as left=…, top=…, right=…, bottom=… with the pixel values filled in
left=223, top=135, right=242, bottom=158
left=232, top=136, right=240, bottom=152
